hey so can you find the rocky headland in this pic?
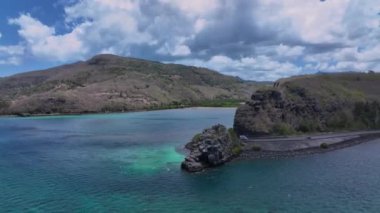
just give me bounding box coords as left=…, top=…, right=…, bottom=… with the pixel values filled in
left=183, top=72, right=380, bottom=172
left=182, top=126, right=380, bottom=173
left=181, top=124, right=242, bottom=172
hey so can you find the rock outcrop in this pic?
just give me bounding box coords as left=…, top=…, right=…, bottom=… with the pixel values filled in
left=181, top=124, right=242, bottom=172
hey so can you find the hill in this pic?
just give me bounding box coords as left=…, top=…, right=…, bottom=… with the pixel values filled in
left=234, top=72, right=380, bottom=136
left=0, top=54, right=260, bottom=115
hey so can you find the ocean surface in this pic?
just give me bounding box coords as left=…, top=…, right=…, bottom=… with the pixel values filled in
left=1, top=107, right=380, bottom=212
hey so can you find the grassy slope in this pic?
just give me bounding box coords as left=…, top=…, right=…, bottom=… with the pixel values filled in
left=282, top=72, right=380, bottom=132
left=283, top=73, right=380, bottom=132
left=281, top=72, right=380, bottom=103
left=234, top=72, right=380, bottom=136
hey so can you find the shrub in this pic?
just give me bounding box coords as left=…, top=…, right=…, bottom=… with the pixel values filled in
left=192, top=133, right=202, bottom=142
left=0, top=99, right=9, bottom=109
left=228, top=128, right=239, bottom=144
left=353, top=101, right=380, bottom=129
left=298, top=119, right=319, bottom=133
left=251, top=145, right=261, bottom=151
left=232, top=145, right=242, bottom=156
left=320, top=143, right=329, bottom=149
left=326, top=110, right=353, bottom=130
left=272, top=123, right=296, bottom=135
left=195, top=99, right=242, bottom=107
left=229, top=128, right=243, bottom=156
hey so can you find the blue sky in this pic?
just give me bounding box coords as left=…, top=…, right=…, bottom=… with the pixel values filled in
left=0, top=0, right=379, bottom=80
left=0, top=0, right=70, bottom=75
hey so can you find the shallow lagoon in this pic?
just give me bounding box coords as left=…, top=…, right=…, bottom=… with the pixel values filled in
left=1, top=108, right=380, bottom=212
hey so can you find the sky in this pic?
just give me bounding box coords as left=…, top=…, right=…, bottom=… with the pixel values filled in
left=0, top=0, right=379, bottom=81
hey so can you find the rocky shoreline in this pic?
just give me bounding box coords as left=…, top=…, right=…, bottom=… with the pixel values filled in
left=182, top=125, right=380, bottom=172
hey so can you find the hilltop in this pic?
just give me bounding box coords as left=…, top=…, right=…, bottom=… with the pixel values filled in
left=0, top=54, right=260, bottom=115
left=234, top=72, right=380, bottom=136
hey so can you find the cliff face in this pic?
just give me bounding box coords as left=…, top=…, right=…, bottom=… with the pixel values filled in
left=0, top=54, right=259, bottom=115
left=234, top=72, right=380, bottom=136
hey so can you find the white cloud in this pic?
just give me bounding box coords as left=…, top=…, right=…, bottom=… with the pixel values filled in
left=64, top=0, right=153, bottom=46
left=171, top=45, right=191, bottom=56
left=2, top=0, right=380, bottom=79
left=194, top=18, right=207, bottom=33
left=9, top=14, right=55, bottom=44
left=159, top=0, right=219, bottom=17
left=0, top=45, right=24, bottom=56
left=258, top=0, right=350, bottom=44
left=0, top=57, right=20, bottom=65
left=276, top=44, right=304, bottom=58
left=157, top=36, right=192, bottom=57
left=0, top=30, right=24, bottom=65
left=0, top=45, right=24, bottom=65
left=175, top=55, right=302, bottom=81
left=334, top=61, right=370, bottom=71
left=157, top=43, right=191, bottom=56
left=357, top=44, right=380, bottom=62
left=64, top=0, right=139, bottom=22
left=9, top=13, right=86, bottom=62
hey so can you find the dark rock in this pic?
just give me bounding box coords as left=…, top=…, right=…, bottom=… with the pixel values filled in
left=181, top=157, right=204, bottom=172
left=181, top=124, right=241, bottom=172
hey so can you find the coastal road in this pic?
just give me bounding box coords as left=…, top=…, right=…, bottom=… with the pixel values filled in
left=243, top=130, right=380, bottom=151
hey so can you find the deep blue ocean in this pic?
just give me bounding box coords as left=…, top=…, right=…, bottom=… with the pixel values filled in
left=1, top=107, right=380, bottom=212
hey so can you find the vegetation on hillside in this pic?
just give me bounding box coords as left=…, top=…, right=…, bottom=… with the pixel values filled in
left=234, top=72, right=380, bottom=136
left=0, top=54, right=262, bottom=115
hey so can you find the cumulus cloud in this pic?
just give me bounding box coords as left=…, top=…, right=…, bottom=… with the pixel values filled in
left=175, top=55, right=302, bottom=81
left=0, top=56, right=22, bottom=65
left=276, top=44, right=305, bottom=58
left=157, top=44, right=191, bottom=56
left=159, top=0, right=219, bottom=17
left=8, top=13, right=87, bottom=62
left=0, top=45, right=24, bottom=56
left=9, top=14, right=55, bottom=44
left=0, top=31, right=24, bottom=65
left=2, top=0, right=380, bottom=80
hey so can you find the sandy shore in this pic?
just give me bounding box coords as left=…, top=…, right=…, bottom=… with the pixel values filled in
left=238, top=131, right=380, bottom=160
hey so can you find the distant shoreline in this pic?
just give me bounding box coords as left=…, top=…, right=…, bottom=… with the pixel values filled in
left=0, top=106, right=238, bottom=118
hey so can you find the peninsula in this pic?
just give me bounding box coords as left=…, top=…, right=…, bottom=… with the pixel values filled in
left=182, top=72, right=380, bottom=172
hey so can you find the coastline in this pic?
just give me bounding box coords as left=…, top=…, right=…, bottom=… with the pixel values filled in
left=237, top=132, right=380, bottom=160
left=0, top=106, right=238, bottom=118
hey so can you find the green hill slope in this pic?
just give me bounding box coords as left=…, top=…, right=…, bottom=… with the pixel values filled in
left=234, top=72, right=380, bottom=136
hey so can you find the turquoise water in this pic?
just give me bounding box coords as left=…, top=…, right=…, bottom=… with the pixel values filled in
left=1, top=108, right=380, bottom=212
